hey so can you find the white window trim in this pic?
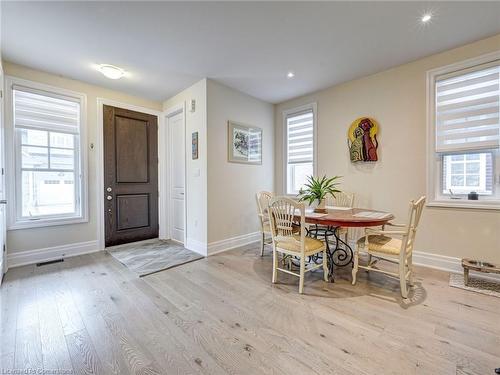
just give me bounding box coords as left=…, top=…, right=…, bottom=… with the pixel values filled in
left=444, top=153, right=488, bottom=195
left=426, top=51, right=500, bottom=210
left=282, top=103, right=317, bottom=196
left=5, top=76, right=89, bottom=229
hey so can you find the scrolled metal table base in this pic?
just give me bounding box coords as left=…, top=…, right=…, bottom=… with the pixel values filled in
left=307, top=224, right=354, bottom=281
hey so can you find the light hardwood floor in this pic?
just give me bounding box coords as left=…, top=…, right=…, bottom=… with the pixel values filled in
left=1, top=243, right=499, bottom=375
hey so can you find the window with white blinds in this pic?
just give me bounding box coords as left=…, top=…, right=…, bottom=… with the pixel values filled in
left=284, top=105, right=316, bottom=194
left=428, top=56, right=500, bottom=208
left=435, top=62, right=500, bottom=153
left=9, top=80, right=86, bottom=228
left=287, top=110, right=314, bottom=164
left=13, top=86, right=81, bottom=135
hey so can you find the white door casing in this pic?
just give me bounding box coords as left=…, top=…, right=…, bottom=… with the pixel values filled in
left=167, top=110, right=186, bottom=244
left=0, top=66, right=6, bottom=280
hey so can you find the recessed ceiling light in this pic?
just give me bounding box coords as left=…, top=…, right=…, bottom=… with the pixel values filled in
left=421, top=13, right=432, bottom=23
left=98, top=64, right=126, bottom=80
left=287, top=71, right=295, bottom=79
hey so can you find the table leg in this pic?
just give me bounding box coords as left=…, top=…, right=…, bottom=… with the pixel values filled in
left=331, top=226, right=354, bottom=268
left=464, top=268, right=469, bottom=286
left=324, top=229, right=334, bottom=282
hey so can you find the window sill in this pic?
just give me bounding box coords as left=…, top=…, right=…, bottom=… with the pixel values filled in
left=8, top=215, right=88, bottom=230
left=427, top=200, right=500, bottom=211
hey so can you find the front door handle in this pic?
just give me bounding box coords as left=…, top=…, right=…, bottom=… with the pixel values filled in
left=0, top=200, right=6, bottom=204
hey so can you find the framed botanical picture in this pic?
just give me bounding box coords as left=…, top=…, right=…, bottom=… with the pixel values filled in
left=228, top=121, right=262, bottom=164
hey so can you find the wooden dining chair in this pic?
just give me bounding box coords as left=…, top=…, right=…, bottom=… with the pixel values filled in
left=255, top=191, right=274, bottom=256
left=268, top=196, right=328, bottom=294
left=351, top=196, right=426, bottom=298
left=326, top=191, right=355, bottom=245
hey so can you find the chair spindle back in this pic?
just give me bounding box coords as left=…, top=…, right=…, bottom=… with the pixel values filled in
left=268, top=197, right=305, bottom=252
left=402, top=196, right=426, bottom=257
left=256, top=191, right=273, bottom=228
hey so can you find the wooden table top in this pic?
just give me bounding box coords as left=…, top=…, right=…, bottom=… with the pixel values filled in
left=302, top=207, right=394, bottom=228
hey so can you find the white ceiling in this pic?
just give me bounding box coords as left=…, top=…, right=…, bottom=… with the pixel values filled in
left=2, top=1, right=500, bottom=104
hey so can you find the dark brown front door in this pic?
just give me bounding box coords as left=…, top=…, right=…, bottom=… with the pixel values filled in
left=103, top=105, right=158, bottom=247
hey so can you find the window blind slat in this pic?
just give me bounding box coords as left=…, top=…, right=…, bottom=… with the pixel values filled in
left=437, top=104, right=499, bottom=122
left=287, top=124, right=313, bottom=134
left=439, top=117, right=499, bottom=132
left=437, top=95, right=498, bottom=112
left=13, top=87, right=80, bottom=134
left=288, top=136, right=313, bottom=144
left=286, top=110, right=313, bottom=164
left=435, top=64, right=500, bottom=153
left=289, top=141, right=313, bottom=150
left=437, top=84, right=498, bottom=103
left=436, top=72, right=499, bottom=93
left=437, top=126, right=499, bottom=141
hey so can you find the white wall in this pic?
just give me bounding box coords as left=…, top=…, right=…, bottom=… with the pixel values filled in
left=163, top=79, right=274, bottom=255
left=163, top=79, right=208, bottom=254
left=206, top=80, right=274, bottom=249
left=275, top=34, right=500, bottom=263
left=4, top=62, right=162, bottom=257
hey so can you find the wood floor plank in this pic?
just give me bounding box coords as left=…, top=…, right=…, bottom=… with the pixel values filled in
left=65, top=328, right=104, bottom=375
left=14, top=324, right=43, bottom=371
left=164, top=255, right=421, bottom=374
left=14, top=264, right=42, bottom=372
left=0, top=267, right=21, bottom=370
left=61, top=256, right=169, bottom=375
left=2, top=244, right=499, bottom=375
left=99, top=255, right=232, bottom=375
left=68, top=252, right=225, bottom=375
left=36, top=265, right=74, bottom=372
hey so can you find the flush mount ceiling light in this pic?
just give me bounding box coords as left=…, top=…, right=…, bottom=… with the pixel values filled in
left=287, top=71, right=295, bottom=79
left=98, top=64, right=126, bottom=80
left=421, top=13, right=432, bottom=23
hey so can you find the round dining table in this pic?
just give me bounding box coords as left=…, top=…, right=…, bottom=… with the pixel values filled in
left=302, top=207, right=394, bottom=281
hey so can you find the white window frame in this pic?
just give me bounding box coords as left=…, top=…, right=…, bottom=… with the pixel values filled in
left=444, top=153, right=488, bottom=194
left=5, top=76, right=88, bottom=229
left=426, top=51, right=500, bottom=210
left=283, top=103, right=317, bottom=196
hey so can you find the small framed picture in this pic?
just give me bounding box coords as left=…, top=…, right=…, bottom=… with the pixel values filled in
left=228, top=121, right=262, bottom=165
left=192, top=131, right=199, bottom=160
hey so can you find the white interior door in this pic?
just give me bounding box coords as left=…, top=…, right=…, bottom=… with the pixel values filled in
left=168, top=111, right=185, bottom=244
left=0, top=66, right=6, bottom=282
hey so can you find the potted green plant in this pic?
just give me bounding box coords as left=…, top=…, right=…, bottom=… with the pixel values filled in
left=297, top=175, right=342, bottom=213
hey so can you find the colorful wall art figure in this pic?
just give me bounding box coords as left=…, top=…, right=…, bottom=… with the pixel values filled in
left=347, top=117, right=379, bottom=162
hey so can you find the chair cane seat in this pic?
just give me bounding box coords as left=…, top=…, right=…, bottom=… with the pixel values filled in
left=276, top=235, right=324, bottom=253
left=357, top=235, right=402, bottom=256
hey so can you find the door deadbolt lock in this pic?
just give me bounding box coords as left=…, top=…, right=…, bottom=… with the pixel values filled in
left=106, top=187, right=112, bottom=192
left=106, top=195, right=113, bottom=201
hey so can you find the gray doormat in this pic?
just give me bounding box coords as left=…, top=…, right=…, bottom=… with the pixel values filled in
left=107, top=239, right=204, bottom=277
left=449, top=273, right=500, bottom=298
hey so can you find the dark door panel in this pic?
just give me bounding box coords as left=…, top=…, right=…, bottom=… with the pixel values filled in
left=104, top=105, right=158, bottom=247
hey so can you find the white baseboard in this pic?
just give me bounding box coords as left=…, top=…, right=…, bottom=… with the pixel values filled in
left=346, top=240, right=500, bottom=282
left=207, top=231, right=261, bottom=256
left=185, top=238, right=208, bottom=256
left=413, top=250, right=500, bottom=282
left=7, top=240, right=101, bottom=269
